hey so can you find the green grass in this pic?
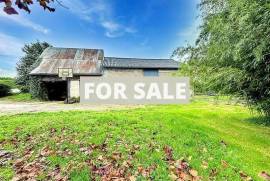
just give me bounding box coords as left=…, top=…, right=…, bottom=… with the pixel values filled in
left=0, top=77, right=17, bottom=89
left=0, top=93, right=36, bottom=102
left=0, top=99, right=269, bottom=180
left=0, top=77, right=34, bottom=102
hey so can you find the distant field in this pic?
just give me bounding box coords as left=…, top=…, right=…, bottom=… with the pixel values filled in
left=0, top=77, right=17, bottom=89
left=0, top=77, right=36, bottom=102
left=0, top=98, right=269, bottom=180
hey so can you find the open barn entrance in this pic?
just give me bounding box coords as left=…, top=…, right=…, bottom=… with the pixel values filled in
left=43, top=81, right=67, bottom=101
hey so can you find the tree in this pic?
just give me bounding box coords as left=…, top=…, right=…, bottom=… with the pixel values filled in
left=174, top=0, right=270, bottom=116
left=0, top=0, right=61, bottom=14
left=16, top=41, right=51, bottom=92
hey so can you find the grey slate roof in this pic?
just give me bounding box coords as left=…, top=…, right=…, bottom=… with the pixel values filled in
left=30, top=47, right=104, bottom=75
left=103, top=57, right=179, bottom=69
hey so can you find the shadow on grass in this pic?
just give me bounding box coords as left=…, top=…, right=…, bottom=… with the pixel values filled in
left=245, top=116, right=270, bottom=127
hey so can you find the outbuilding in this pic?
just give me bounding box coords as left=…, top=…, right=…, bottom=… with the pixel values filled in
left=30, top=47, right=179, bottom=101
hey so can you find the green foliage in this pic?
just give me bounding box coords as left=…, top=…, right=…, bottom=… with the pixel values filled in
left=69, top=97, right=80, bottom=103
left=16, top=41, right=51, bottom=99
left=0, top=101, right=269, bottom=180
left=0, top=77, right=17, bottom=89
left=0, top=93, right=36, bottom=102
left=29, top=75, right=48, bottom=100
left=0, top=84, right=11, bottom=97
left=1, top=0, right=56, bottom=15
left=174, top=0, right=270, bottom=116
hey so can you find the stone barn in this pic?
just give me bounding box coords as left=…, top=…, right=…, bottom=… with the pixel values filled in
left=30, top=47, right=179, bottom=101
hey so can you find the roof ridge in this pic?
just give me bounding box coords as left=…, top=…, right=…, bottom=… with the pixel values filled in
left=51, top=46, right=104, bottom=51
left=105, top=57, right=175, bottom=61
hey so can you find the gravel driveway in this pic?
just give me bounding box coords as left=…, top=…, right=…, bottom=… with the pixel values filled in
left=0, top=101, right=142, bottom=116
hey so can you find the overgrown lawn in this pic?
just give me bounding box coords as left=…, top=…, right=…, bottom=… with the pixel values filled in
left=0, top=99, right=269, bottom=180
left=0, top=93, right=36, bottom=102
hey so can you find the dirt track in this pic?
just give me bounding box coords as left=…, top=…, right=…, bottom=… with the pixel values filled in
left=0, top=101, right=142, bottom=116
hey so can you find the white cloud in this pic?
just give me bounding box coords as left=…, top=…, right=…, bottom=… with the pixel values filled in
left=63, top=0, right=108, bottom=22
left=0, top=33, right=23, bottom=56
left=101, top=20, right=136, bottom=38
left=63, top=0, right=136, bottom=38
left=101, top=21, right=120, bottom=32
left=0, top=11, right=49, bottom=34
left=125, top=27, right=137, bottom=34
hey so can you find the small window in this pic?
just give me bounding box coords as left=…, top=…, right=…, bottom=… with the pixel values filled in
left=143, top=69, right=159, bottom=77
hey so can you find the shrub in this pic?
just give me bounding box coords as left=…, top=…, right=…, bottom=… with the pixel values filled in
left=29, top=76, right=48, bottom=100
left=0, top=84, right=11, bottom=97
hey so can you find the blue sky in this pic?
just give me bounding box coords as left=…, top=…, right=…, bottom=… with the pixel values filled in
left=0, top=0, right=200, bottom=77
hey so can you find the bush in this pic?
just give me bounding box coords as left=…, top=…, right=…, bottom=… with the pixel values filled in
left=29, top=76, right=48, bottom=100
left=0, top=84, right=11, bottom=97
left=20, top=86, right=29, bottom=93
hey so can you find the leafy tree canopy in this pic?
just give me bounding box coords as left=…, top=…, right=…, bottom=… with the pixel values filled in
left=0, top=0, right=58, bottom=14
left=174, top=0, right=270, bottom=115
left=16, top=41, right=51, bottom=92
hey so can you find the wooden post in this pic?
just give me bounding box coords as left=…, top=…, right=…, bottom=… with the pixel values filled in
left=67, top=78, right=70, bottom=104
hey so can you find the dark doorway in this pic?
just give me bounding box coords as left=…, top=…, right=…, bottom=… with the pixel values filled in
left=44, top=81, right=67, bottom=101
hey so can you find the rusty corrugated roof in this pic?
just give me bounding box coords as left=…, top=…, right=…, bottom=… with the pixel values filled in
left=30, top=47, right=104, bottom=75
